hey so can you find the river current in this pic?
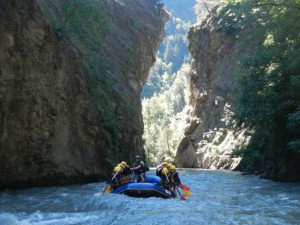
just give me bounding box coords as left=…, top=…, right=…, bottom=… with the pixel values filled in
left=0, top=169, right=300, bottom=225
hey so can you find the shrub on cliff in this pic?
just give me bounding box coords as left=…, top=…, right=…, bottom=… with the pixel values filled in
left=37, top=0, right=119, bottom=147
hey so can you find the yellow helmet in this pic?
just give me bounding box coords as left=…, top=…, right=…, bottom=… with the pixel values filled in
left=167, top=163, right=172, bottom=168
left=114, top=166, right=122, bottom=172
left=162, top=167, right=169, bottom=175
left=170, top=165, right=176, bottom=170
left=162, top=162, right=168, bottom=166
left=121, top=161, right=127, bottom=166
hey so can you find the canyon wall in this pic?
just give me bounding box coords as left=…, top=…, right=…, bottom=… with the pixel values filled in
left=0, top=0, right=167, bottom=189
left=176, top=3, right=300, bottom=183
left=175, top=12, right=248, bottom=169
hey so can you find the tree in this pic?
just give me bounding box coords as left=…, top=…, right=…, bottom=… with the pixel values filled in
left=219, top=0, right=300, bottom=170
left=142, top=64, right=190, bottom=164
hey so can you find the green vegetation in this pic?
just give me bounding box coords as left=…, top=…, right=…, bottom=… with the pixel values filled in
left=141, top=0, right=196, bottom=98
left=37, top=0, right=119, bottom=147
left=141, top=0, right=222, bottom=164
left=141, top=15, right=191, bottom=98
left=141, top=0, right=198, bottom=164
left=37, top=0, right=109, bottom=39
left=142, top=64, right=190, bottom=163
left=216, top=0, right=300, bottom=165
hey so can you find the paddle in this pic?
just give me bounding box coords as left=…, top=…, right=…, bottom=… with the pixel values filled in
left=178, top=183, right=191, bottom=197
left=103, top=184, right=111, bottom=193
left=176, top=188, right=186, bottom=200
left=165, top=174, right=169, bottom=182
left=181, top=188, right=191, bottom=197
left=103, top=171, right=120, bottom=193
left=180, top=183, right=190, bottom=191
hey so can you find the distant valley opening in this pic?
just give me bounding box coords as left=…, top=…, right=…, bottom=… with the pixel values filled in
left=141, top=0, right=197, bottom=165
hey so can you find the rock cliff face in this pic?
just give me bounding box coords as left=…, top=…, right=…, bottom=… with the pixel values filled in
left=176, top=5, right=300, bottom=183
left=175, top=13, right=248, bottom=169
left=94, top=0, right=168, bottom=164
left=0, top=0, right=167, bottom=189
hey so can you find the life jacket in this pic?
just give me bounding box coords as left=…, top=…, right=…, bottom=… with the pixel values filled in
left=156, top=167, right=162, bottom=176
left=121, top=167, right=131, bottom=176
left=170, top=172, right=181, bottom=186
left=121, top=175, right=130, bottom=185
left=133, top=161, right=144, bottom=174
left=111, top=172, right=122, bottom=190
left=161, top=174, right=171, bottom=190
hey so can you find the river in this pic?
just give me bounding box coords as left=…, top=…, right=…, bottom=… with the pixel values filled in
left=0, top=170, right=300, bottom=225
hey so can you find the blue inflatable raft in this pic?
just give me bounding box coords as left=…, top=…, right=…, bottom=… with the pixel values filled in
left=111, top=175, right=176, bottom=199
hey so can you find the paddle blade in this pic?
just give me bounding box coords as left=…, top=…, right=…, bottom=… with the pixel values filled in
left=103, top=184, right=111, bottom=193
left=180, top=195, right=186, bottom=200
left=175, top=188, right=186, bottom=200
left=183, top=189, right=191, bottom=197
left=180, top=184, right=190, bottom=191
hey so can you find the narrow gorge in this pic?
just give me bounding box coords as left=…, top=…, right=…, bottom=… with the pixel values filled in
left=0, top=1, right=300, bottom=224
left=1, top=0, right=299, bottom=191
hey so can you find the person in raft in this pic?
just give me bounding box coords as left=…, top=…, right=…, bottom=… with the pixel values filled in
left=160, top=167, right=171, bottom=190
left=168, top=165, right=181, bottom=190
left=111, top=166, right=123, bottom=190
left=156, top=161, right=168, bottom=177
left=120, top=161, right=131, bottom=184
left=131, top=155, right=145, bottom=183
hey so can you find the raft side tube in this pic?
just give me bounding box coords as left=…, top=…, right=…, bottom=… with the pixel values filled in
left=145, top=175, right=161, bottom=184
left=112, top=182, right=175, bottom=198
